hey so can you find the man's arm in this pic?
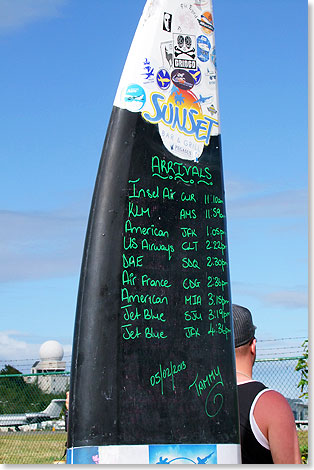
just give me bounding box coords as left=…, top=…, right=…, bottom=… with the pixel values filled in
left=254, top=390, right=301, bottom=464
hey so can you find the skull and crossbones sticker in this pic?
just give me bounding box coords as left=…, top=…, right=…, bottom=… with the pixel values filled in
left=173, top=33, right=196, bottom=69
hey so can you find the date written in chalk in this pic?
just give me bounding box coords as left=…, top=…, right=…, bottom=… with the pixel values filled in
left=150, top=360, right=186, bottom=395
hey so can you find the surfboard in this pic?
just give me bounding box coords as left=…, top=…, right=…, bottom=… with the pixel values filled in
left=67, top=0, right=241, bottom=464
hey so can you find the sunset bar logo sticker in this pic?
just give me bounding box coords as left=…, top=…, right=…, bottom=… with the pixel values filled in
left=142, top=88, right=218, bottom=161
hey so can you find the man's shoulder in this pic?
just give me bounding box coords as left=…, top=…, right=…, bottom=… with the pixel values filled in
left=254, top=388, right=294, bottom=430
left=253, top=387, right=300, bottom=463
left=256, top=389, right=291, bottom=412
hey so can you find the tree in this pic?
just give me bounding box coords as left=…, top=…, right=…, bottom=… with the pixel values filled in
left=0, top=364, right=22, bottom=375
left=0, top=364, right=65, bottom=413
left=295, top=339, right=308, bottom=400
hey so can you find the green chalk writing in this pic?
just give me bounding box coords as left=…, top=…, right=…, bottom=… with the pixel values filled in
left=125, top=219, right=169, bottom=238
left=189, top=366, right=224, bottom=418
left=150, top=360, right=187, bottom=395
left=151, top=154, right=213, bottom=185
left=121, top=287, right=168, bottom=305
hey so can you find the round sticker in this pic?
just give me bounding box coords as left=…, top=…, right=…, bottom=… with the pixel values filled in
left=189, top=66, right=202, bottom=86
left=197, top=35, right=211, bottom=62
left=199, top=11, right=214, bottom=35
left=124, top=84, right=146, bottom=112
left=171, top=69, right=194, bottom=91
left=156, top=69, right=171, bottom=90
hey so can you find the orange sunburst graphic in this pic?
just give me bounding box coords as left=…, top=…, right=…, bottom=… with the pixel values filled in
left=166, top=88, right=203, bottom=130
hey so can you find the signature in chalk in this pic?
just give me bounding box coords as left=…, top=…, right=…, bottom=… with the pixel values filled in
left=189, top=366, right=224, bottom=418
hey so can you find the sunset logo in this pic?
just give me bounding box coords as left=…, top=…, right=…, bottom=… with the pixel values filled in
left=142, top=87, right=218, bottom=161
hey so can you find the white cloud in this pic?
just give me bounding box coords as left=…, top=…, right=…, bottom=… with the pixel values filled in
left=225, top=181, right=307, bottom=219
left=0, top=209, right=86, bottom=282
left=0, top=0, right=68, bottom=33
left=232, top=281, right=308, bottom=310
left=0, top=331, right=39, bottom=362
left=225, top=177, right=261, bottom=200
left=263, top=289, right=308, bottom=310
left=0, top=330, right=72, bottom=368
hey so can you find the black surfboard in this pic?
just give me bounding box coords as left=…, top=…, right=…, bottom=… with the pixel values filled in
left=67, top=0, right=240, bottom=464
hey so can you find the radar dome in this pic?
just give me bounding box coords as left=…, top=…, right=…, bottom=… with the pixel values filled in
left=39, top=340, right=64, bottom=361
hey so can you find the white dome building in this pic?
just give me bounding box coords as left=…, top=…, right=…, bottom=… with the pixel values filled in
left=31, top=340, right=69, bottom=394
left=39, top=340, right=64, bottom=362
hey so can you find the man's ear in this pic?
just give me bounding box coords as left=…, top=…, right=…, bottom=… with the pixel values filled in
left=250, top=338, right=256, bottom=355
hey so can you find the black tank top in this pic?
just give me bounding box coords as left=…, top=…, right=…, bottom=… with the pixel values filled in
left=238, top=381, right=274, bottom=464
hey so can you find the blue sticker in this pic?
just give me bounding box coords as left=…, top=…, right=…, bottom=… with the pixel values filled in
left=124, top=84, right=146, bottom=112
left=156, top=69, right=171, bottom=90
left=67, top=446, right=99, bottom=464
left=149, top=444, right=217, bottom=464
left=66, top=448, right=72, bottom=464
left=197, top=35, right=211, bottom=62
left=142, top=58, right=155, bottom=83
left=211, top=46, right=216, bottom=68
left=193, top=94, right=212, bottom=105
left=189, top=66, right=202, bottom=85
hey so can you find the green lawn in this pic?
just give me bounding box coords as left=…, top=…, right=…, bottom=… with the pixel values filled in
left=0, top=431, right=67, bottom=464
left=0, top=430, right=308, bottom=464
left=298, top=430, right=308, bottom=464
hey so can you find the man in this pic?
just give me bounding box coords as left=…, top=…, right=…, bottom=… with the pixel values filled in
left=65, top=391, right=69, bottom=432
left=232, top=304, right=301, bottom=464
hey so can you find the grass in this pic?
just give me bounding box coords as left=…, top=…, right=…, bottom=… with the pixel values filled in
left=0, top=430, right=308, bottom=464
left=297, top=431, right=308, bottom=464
left=298, top=430, right=308, bottom=445
left=0, top=431, right=67, bottom=464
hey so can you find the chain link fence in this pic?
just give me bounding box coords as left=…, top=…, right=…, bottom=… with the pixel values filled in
left=0, top=358, right=308, bottom=464
left=254, top=357, right=308, bottom=458
left=0, top=372, right=69, bottom=464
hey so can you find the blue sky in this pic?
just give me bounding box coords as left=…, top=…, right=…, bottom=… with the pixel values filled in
left=0, top=0, right=308, bottom=367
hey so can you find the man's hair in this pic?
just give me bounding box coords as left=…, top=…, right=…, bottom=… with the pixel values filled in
left=232, top=304, right=256, bottom=348
left=235, top=338, right=254, bottom=356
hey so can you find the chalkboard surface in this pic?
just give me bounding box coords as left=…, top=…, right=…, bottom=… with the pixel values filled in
left=67, top=0, right=240, bottom=464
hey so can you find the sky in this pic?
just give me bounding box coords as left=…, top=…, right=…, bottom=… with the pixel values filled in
left=0, top=0, right=308, bottom=369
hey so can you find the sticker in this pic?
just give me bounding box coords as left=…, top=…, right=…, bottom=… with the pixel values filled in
left=211, top=46, right=216, bottom=68
left=142, top=88, right=218, bottom=161
left=124, top=84, right=146, bottom=112
left=68, top=444, right=240, bottom=464
left=197, top=35, right=211, bottom=62
left=208, top=71, right=216, bottom=82
left=198, top=11, right=214, bottom=34
left=156, top=69, right=171, bottom=90
left=149, top=444, right=217, bottom=464
left=194, top=94, right=213, bottom=105
left=189, top=66, right=202, bottom=86
left=207, top=103, right=218, bottom=116
left=173, top=33, right=196, bottom=69
left=163, top=12, right=172, bottom=32
left=171, top=69, right=194, bottom=90
left=142, top=58, right=154, bottom=84
left=67, top=446, right=99, bottom=464
left=160, top=41, right=173, bottom=68
left=194, top=0, right=208, bottom=7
